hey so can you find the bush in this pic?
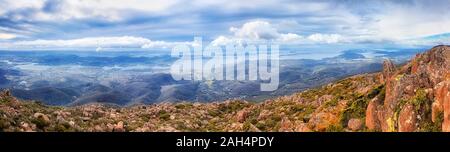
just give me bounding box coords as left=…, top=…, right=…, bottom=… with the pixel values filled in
left=248, top=118, right=258, bottom=125
left=243, top=122, right=252, bottom=131
left=0, top=98, right=8, bottom=103
left=140, top=113, right=151, bottom=122
left=207, top=109, right=221, bottom=117
left=31, top=117, right=50, bottom=130
left=175, top=103, right=193, bottom=109
left=255, top=122, right=266, bottom=130
left=324, top=98, right=339, bottom=107
left=158, top=110, right=170, bottom=121
left=262, top=116, right=281, bottom=130
left=218, top=101, right=248, bottom=114
left=368, top=85, right=384, bottom=99
left=0, top=117, right=11, bottom=131
left=325, top=124, right=344, bottom=132
left=411, top=89, right=430, bottom=111
left=175, top=104, right=186, bottom=109
left=52, top=122, right=73, bottom=132
left=378, top=86, right=386, bottom=100
left=340, top=98, right=368, bottom=126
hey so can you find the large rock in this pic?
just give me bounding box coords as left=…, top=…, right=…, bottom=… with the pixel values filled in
left=347, top=118, right=363, bottom=131
left=279, top=117, right=294, bottom=132
left=433, top=81, right=449, bottom=122
left=366, top=96, right=382, bottom=130
left=294, top=121, right=312, bottom=132
left=258, top=110, right=271, bottom=120
left=444, top=95, right=450, bottom=132
left=434, top=81, right=450, bottom=131
left=381, top=59, right=396, bottom=83
left=33, top=113, right=50, bottom=124
left=235, top=108, right=250, bottom=123
left=308, top=112, right=338, bottom=131
left=398, top=104, right=417, bottom=132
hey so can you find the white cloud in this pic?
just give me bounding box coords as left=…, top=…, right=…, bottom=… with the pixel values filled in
left=0, top=33, right=18, bottom=39
left=141, top=40, right=193, bottom=49
left=229, top=21, right=280, bottom=40
left=0, top=0, right=335, bottom=23
left=211, top=21, right=347, bottom=46
left=307, top=34, right=343, bottom=44
left=0, top=0, right=180, bottom=21
left=0, top=36, right=194, bottom=50
left=210, top=36, right=246, bottom=46
left=278, top=33, right=303, bottom=42
left=211, top=18, right=450, bottom=47
left=366, top=1, right=450, bottom=40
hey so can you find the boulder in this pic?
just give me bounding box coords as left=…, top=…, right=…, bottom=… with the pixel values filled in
left=279, top=117, right=294, bottom=132
left=235, top=109, right=250, bottom=123
left=33, top=113, right=50, bottom=124
left=308, top=112, right=338, bottom=131
left=294, top=121, right=311, bottom=132
left=113, top=121, right=125, bottom=132
left=347, top=118, right=363, bottom=131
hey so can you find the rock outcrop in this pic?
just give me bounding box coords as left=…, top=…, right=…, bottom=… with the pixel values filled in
left=366, top=45, right=450, bottom=132
left=365, top=95, right=382, bottom=130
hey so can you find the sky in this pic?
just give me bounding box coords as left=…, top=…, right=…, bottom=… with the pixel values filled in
left=0, top=0, right=449, bottom=51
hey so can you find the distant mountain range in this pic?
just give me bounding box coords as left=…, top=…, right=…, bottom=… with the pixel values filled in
left=0, top=48, right=423, bottom=106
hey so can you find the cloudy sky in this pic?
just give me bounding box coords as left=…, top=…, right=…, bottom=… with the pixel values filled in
left=0, top=0, right=449, bottom=50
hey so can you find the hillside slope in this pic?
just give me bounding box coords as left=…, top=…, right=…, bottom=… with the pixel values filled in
left=0, top=45, right=448, bottom=132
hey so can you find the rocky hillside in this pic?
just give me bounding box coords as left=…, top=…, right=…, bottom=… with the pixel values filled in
left=0, top=45, right=448, bottom=132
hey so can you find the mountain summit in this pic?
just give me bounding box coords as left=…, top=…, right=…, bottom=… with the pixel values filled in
left=0, top=45, right=449, bottom=132
left=367, top=45, right=450, bottom=132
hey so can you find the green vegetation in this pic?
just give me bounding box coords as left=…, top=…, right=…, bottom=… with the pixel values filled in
left=336, top=84, right=384, bottom=129
left=411, top=89, right=431, bottom=112
left=368, top=85, right=384, bottom=99
left=207, top=109, right=221, bottom=117
left=324, top=97, right=339, bottom=107
left=292, top=104, right=315, bottom=122
left=255, top=121, right=266, bottom=130
left=31, top=116, right=50, bottom=130
left=244, top=108, right=260, bottom=125
left=0, top=98, right=8, bottom=103
left=0, top=116, right=11, bottom=131
left=386, top=116, right=397, bottom=132
left=175, top=103, right=193, bottom=109
left=51, top=121, right=75, bottom=132
left=242, top=121, right=252, bottom=131
left=325, top=124, right=345, bottom=132
left=389, top=88, right=435, bottom=132
left=411, top=89, right=441, bottom=132
left=158, top=110, right=170, bottom=120
left=395, top=74, right=404, bottom=81
left=218, top=101, right=249, bottom=114
left=341, top=98, right=368, bottom=124
left=420, top=112, right=443, bottom=132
